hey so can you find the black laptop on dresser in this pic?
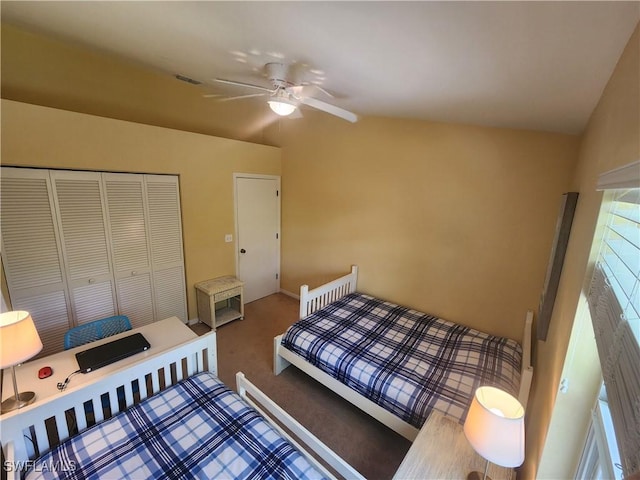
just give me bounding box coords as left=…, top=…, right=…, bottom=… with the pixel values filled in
left=75, top=333, right=150, bottom=373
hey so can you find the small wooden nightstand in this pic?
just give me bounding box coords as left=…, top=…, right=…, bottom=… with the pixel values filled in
left=393, top=411, right=515, bottom=480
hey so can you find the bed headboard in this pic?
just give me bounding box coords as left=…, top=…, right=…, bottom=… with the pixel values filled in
left=299, top=265, right=358, bottom=319
left=0, top=331, right=216, bottom=469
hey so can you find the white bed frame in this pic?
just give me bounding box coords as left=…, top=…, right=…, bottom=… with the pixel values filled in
left=1, top=331, right=363, bottom=480
left=274, top=265, right=535, bottom=441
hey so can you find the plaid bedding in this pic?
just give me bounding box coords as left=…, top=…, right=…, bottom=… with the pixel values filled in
left=281, top=293, right=522, bottom=428
left=26, top=372, right=325, bottom=480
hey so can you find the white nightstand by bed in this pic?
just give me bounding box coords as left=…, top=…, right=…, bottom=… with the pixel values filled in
left=393, top=410, right=515, bottom=480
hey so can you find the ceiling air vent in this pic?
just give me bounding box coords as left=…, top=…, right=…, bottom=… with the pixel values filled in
left=175, top=74, right=202, bottom=85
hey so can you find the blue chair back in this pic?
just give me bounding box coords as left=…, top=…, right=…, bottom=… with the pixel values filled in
left=64, top=315, right=133, bottom=350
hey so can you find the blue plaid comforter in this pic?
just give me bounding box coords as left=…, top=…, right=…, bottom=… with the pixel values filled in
left=282, top=293, right=522, bottom=428
left=26, top=372, right=325, bottom=480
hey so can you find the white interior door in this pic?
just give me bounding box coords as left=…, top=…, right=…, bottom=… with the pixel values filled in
left=235, top=174, right=280, bottom=303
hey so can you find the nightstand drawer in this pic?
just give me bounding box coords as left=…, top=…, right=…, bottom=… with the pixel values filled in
left=214, top=287, right=242, bottom=302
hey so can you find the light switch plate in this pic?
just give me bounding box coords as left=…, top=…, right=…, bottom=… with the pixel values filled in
left=225, top=234, right=233, bottom=243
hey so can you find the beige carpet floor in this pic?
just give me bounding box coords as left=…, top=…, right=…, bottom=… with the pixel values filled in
left=190, top=293, right=411, bottom=480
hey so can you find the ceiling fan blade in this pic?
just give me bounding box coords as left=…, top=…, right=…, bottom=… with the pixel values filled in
left=289, top=84, right=335, bottom=99
left=217, top=93, right=267, bottom=102
left=312, top=85, right=335, bottom=99
left=213, top=78, right=274, bottom=93
left=300, top=97, right=358, bottom=123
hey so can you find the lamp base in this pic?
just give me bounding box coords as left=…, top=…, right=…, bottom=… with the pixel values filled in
left=1, top=391, right=36, bottom=413
left=467, top=472, right=493, bottom=480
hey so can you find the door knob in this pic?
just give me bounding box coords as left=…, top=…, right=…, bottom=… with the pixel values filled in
left=240, top=249, right=246, bottom=253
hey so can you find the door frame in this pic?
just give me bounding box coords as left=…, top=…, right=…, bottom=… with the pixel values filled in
left=233, top=173, right=281, bottom=297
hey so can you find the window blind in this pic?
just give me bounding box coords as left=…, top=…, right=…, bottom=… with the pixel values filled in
left=587, top=185, right=640, bottom=478
left=600, top=189, right=640, bottom=339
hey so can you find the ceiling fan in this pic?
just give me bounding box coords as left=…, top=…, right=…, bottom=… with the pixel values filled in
left=210, top=63, right=358, bottom=123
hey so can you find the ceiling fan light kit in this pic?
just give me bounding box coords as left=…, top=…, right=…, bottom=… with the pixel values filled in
left=212, top=62, right=358, bottom=123
left=267, top=89, right=298, bottom=116
left=268, top=101, right=297, bottom=116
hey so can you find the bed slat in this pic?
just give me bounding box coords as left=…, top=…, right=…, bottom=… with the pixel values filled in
left=75, top=404, right=88, bottom=432
left=54, top=412, right=69, bottom=441
left=162, top=365, right=172, bottom=387
left=185, top=352, right=196, bottom=377
left=151, top=371, right=161, bottom=395
left=32, top=421, right=49, bottom=457
left=91, top=395, right=105, bottom=423
left=134, top=376, right=145, bottom=401
left=123, top=382, right=135, bottom=408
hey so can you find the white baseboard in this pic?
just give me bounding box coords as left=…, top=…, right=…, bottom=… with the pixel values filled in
left=279, top=288, right=300, bottom=300
left=187, top=317, right=200, bottom=325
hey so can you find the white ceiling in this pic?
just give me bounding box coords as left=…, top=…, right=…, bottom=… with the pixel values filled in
left=2, top=1, right=639, bottom=134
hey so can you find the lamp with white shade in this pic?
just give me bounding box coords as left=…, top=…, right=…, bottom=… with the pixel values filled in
left=1, top=310, right=43, bottom=413
left=463, top=386, right=525, bottom=480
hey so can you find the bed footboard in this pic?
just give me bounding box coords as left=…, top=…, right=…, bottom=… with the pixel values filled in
left=1, top=331, right=217, bottom=471
left=299, top=265, right=358, bottom=319
left=237, top=372, right=365, bottom=480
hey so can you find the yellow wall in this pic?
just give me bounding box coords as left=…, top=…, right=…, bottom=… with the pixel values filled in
left=524, top=23, right=639, bottom=479
left=280, top=111, right=579, bottom=342
left=0, top=23, right=280, bottom=147
left=0, top=99, right=281, bottom=320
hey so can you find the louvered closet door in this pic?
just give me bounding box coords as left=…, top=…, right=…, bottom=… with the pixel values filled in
left=145, top=175, right=187, bottom=322
left=103, top=173, right=154, bottom=327
left=50, top=171, right=117, bottom=324
left=0, top=168, right=71, bottom=357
